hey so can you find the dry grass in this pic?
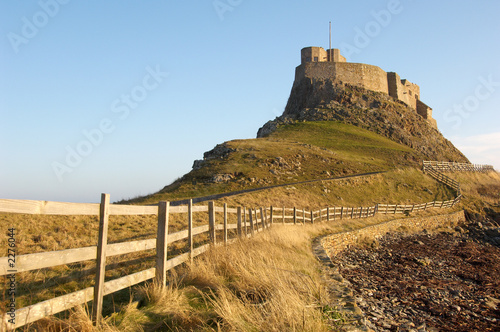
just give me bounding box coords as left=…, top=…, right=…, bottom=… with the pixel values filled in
left=218, top=167, right=456, bottom=209
left=2, top=168, right=496, bottom=330
left=32, top=218, right=387, bottom=331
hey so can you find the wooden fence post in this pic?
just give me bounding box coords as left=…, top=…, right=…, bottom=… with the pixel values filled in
left=319, top=208, right=322, bottom=222
left=188, top=200, right=193, bottom=264
left=209, top=201, right=216, bottom=245
left=260, top=207, right=266, bottom=230
left=327, top=207, right=330, bottom=221
left=156, top=201, right=170, bottom=286
left=270, top=206, right=274, bottom=225
left=302, top=208, right=306, bottom=225
left=243, top=207, right=247, bottom=236
left=282, top=206, right=285, bottom=224
left=340, top=207, right=343, bottom=219
left=93, top=193, right=110, bottom=325
left=249, top=208, right=255, bottom=236
left=223, top=203, right=228, bottom=245
left=293, top=207, right=297, bottom=225
left=237, top=207, right=242, bottom=238
left=310, top=210, right=314, bottom=224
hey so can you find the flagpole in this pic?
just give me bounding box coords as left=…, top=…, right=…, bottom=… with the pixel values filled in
left=329, top=21, right=332, bottom=61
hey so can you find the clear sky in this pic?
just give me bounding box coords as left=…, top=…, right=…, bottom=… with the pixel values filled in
left=1, top=0, right=499, bottom=203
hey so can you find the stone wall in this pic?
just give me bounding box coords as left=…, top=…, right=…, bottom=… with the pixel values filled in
left=301, top=47, right=328, bottom=64
left=297, top=62, right=388, bottom=95
left=387, top=72, right=418, bottom=110
left=321, top=211, right=466, bottom=258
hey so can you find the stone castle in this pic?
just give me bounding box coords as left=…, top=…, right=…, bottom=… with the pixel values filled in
left=297, top=47, right=437, bottom=128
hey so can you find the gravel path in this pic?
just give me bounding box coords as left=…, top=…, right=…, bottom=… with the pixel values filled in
left=333, top=223, right=500, bottom=331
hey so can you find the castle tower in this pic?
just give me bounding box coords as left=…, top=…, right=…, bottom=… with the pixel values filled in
left=301, top=47, right=346, bottom=64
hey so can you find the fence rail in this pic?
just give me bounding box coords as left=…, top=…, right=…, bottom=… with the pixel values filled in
left=423, top=161, right=494, bottom=173
left=0, top=161, right=494, bottom=330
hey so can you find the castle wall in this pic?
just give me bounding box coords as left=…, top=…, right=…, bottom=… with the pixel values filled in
left=387, top=73, right=418, bottom=109
left=417, top=99, right=437, bottom=128
left=295, top=47, right=436, bottom=128
left=297, top=62, right=388, bottom=95
left=327, top=49, right=346, bottom=62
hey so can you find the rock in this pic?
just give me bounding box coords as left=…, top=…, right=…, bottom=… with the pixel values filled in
left=209, top=174, right=234, bottom=183
left=192, top=159, right=205, bottom=170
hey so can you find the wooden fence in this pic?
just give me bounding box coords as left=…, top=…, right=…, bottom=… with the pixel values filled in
left=0, top=161, right=494, bottom=330
left=423, top=161, right=494, bottom=173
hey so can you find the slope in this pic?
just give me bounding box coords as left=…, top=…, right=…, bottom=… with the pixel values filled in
left=130, top=121, right=435, bottom=205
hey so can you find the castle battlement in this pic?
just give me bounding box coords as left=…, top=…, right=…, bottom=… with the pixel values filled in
left=297, top=47, right=437, bottom=128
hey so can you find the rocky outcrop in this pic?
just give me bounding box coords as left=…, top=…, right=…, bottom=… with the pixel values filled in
left=192, top=143, right=236, bottom=170
left=258, top=79, right=468, bottom=163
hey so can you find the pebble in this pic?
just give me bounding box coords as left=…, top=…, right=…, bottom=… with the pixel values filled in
left=333, top=227, right=500, bottom=331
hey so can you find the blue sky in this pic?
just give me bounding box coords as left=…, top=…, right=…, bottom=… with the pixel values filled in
left=1, top=0, right=499, bottom=203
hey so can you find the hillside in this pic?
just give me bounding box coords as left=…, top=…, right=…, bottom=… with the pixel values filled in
left=128, top=121, right=432, bottom=205
left=129, top=90, right=468, bottom=206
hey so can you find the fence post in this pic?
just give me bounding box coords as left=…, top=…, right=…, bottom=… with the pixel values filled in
left=93, top=193, right=110, bottom=325
left=223, top=203, right=228, bottom=245
left=302, top=208, right=306, bottom=225
left=243, top=207, right=247, bottom=237
left=293, top=207, right=297, bottom=225
left=327, top=207, right=330, bottom=221
left=249, top=208, right=255, bottom=236
left=350, top=207, right=354, bottom=219
left=340, top=207, right=343, bottom=219
left=237, top=207, right=242, bottom=238
left=188, top=200, right=193, bottom=264
left=270, top=206, right=274, bottom=225
left=209, top=201, right=216, bottom=245
left=260, top=207, right=266, bottom=230
left=310, top=210, right=314, bottom=224
left=282, top=206, right=285, bottom=224
left=319, top=208, right=322, bottom=222
left=156, top=201, right=170, bottom=286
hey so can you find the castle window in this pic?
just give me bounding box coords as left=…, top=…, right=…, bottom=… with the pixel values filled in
left=314, top=57, right=318, bottom=62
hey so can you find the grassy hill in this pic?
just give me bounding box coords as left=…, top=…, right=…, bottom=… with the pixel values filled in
left=129, top=121, right=427, bottom=205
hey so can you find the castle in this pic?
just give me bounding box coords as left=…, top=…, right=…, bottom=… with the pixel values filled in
left=296, top=47, right=437, bottom=128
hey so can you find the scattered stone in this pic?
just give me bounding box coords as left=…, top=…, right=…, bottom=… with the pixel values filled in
left=333, top=230, right=500, bottom=331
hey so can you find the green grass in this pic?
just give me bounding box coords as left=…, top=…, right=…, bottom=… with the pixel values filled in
left=131, top=121, right=421, bottom=204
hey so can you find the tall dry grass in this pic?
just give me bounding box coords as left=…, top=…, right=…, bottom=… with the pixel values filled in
left=31, top=219, right=374, bottom=331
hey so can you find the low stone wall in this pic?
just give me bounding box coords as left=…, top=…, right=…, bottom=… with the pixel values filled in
left=321, top=211, right=466, bottom=258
